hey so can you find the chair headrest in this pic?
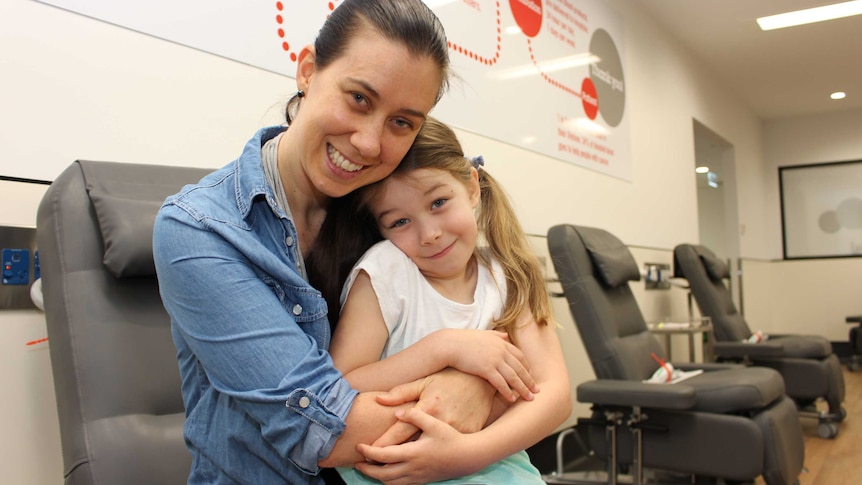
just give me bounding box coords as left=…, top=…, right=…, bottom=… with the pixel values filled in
left=577, top=226, right=641, bottom=287
left=79, top=160, right=210, bottom=278
left=695, top=245, right=729, bottom=281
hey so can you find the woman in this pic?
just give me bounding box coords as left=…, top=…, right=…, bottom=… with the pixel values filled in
left=153, top=1, right=538, bottom=484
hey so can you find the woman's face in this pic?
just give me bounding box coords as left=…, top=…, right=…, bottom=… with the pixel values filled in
left=290, top=26, right=443, bottom=199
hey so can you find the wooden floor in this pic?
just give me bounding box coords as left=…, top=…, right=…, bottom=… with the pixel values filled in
left=756, top=367, right=862, bottom=485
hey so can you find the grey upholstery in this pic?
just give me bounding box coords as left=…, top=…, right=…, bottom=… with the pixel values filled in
left=547, top=224, right=805, bottom=485
left=673, top=243, right=846, bottom=417
left=37, top=160, right=212, bottom=485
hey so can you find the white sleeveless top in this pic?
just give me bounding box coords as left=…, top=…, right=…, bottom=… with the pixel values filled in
left=340, top=240, right=507, bottom=359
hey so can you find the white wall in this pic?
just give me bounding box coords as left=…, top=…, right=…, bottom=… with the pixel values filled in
left=3, top=0, right=856, bottom=483
left=742, top=256, right=862, bottom=341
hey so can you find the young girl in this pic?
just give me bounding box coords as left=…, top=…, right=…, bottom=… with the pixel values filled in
left=328, top=118, right=572, bottom=484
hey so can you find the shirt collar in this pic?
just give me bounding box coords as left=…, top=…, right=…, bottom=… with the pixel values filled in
left=234, top=125, right=288, bottom=218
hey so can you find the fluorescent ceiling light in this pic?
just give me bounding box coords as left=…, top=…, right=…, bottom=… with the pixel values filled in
left=695, top=166, right=710, bottom=173
left=756, top=1, right=862, bottom=30
left=831, top=91, right=847, bottom=100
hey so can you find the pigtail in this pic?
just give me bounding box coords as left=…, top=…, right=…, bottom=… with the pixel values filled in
left=475, top=170, right=552, bottom=341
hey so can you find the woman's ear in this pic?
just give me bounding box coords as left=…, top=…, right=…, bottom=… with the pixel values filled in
left=296, top=45, right=316, bottom=92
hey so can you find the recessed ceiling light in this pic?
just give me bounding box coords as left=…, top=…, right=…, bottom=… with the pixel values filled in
left=757, top=1, right=862, bottom=30
left=695, top=166, right=709, bottom=173
left=831, top=91, right=847, bottom=100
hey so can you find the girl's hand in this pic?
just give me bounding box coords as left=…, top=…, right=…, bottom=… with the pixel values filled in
left=354, top=407, right=483, bottom=485
left=435, top=328, right=538, bottom=402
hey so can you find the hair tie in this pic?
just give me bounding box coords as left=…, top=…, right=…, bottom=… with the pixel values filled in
left=470, top=155, right=484, bottom=169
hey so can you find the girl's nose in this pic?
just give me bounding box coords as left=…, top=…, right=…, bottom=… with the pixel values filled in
left=419, top=221, right=442, bottom=246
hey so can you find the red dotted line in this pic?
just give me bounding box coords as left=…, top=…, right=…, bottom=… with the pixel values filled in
left=449, top=1, right=502, bottom=66
left=275, top=1, right=338, bottom=63
left=527, top=38, right=581, bottom=98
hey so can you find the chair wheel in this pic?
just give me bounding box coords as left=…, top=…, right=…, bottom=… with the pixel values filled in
left=817, top=421, right=839, bottom=439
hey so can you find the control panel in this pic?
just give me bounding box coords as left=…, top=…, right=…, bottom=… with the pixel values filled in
left=2, top=248, right=30, bottom=285
left=0, top=226, right=38, bottom=310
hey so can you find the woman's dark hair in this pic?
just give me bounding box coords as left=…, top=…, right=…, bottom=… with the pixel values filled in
left=285, top=0, right=450, bottom=124
left=307, top=190, right=382, bottom=329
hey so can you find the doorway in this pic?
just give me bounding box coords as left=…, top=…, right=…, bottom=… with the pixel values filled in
left=693, top=119, right=741, bottom=308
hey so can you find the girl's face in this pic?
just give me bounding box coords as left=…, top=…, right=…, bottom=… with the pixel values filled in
left=288, top=25, right=443, bottom=200
left=372, top=167, right=481, bottom=283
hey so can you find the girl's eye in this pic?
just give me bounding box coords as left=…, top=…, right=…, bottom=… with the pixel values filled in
left=431, top=198, right=446, bottom=209
left=389, top=218, right=409, bottom=229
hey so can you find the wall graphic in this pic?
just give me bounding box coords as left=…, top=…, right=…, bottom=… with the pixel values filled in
left=37, top=0, right=631, bottom=180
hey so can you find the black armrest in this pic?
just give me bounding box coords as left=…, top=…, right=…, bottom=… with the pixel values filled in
left=674, top=361, right=743, bottom=372
left=846, top=315, right=862, bottom=324
left=713, top=341, right=785, bottom=358
left=576, top=379, right=696, bottom=410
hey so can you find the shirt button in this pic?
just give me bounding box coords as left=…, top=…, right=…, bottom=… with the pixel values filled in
left=292, top=304, right=302, bottom=315
left=299, top=396, right=311, bottom=408
left=285, top=236, right=295, bottom=247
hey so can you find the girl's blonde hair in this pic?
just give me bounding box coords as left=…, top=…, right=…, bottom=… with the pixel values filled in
left=355, top=118, right=552, bottom=337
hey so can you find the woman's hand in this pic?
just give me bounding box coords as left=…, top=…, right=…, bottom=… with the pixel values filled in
left=370, top=368, right=498, bottom=447
left=354, top=407, right=485, bottom=485
left=434, top=328, right=538, bottom=402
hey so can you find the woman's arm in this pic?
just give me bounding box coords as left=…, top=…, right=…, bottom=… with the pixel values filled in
left=354, top=310, right=572, bottom=483
left=330, top=271, right=537, bottom=401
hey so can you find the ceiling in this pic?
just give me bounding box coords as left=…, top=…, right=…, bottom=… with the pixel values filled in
left=627, top=0, right=862, bottom=120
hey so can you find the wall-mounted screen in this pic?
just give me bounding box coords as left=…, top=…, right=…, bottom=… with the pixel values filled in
left=780, top=159, right=862, bottom=259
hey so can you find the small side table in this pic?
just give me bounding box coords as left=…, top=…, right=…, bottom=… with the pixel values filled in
left=646, top=317, right=714, bottom=362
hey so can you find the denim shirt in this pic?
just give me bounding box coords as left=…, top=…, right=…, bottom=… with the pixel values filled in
left=153, top=126, right=358, bottom=484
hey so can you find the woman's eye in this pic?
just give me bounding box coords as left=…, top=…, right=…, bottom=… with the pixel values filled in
left=351, top=93, right=368, bottom=106
left=392, top=118, right=413, bottom=129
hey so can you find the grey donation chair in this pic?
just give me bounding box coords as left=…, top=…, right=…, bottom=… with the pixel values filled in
left=547, top=224, right=804, bottom=485
left=673, top=243, right=846, bottom=438
left=37, top=160, right=211, bottom=485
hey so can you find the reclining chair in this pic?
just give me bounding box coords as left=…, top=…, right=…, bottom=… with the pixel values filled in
left=546, top=224, right=804, bottom=485
left=673, top=243, right=846, bottom=438
left=37, top=160, right=211, bottom=484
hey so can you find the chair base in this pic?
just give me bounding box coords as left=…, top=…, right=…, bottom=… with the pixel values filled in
left=797, top=406, right=845, bottom=439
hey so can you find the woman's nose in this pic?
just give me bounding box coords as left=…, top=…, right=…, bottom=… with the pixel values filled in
left=351, top=121, right=383, bottom=159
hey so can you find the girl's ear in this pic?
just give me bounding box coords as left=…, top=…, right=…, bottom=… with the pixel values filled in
left=469, top=168, right=481, bottom=208
left=296, top=45, right=316, bottom=93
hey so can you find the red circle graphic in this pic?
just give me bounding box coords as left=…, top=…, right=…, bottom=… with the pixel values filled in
left=581, top=77, right=599, bottom=120
left=509, top=0, right=543, bottom=37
